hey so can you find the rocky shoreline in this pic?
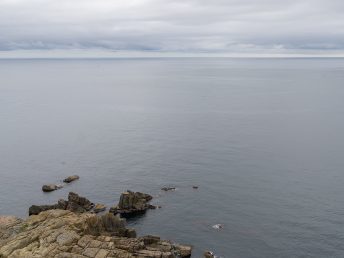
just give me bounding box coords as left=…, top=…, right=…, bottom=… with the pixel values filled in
left=0, top=190, right=214, bottom=258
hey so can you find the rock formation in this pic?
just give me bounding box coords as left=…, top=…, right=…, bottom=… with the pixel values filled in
left=29, top=192, right=94, bottom=216
left=0, top=209, right=192, bottom=257
left=110, top=191, right=154, bottom=216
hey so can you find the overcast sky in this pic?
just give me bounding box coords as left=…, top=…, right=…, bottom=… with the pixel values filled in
left=0, top=0, right=344, bottom=57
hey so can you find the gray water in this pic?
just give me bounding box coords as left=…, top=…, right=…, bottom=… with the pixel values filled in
left=1, top=58, right=344, bottom=257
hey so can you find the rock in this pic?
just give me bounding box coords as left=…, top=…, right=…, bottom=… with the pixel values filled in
left=42, top=184, right=58, bottom=192
left=111, top=190, right=153, bottom=216
left=192, top=185, right=199, bottom=189
left=204, top=250, right=215, bottom=258
left=0, top=216, right=22, bottom=240
left=82, top=213, right=135, bottom=238
left=109, top=206, right=117, bottom=214
left=93, top=203, right=106, bottom=213
left=212, top=224, right=224, bottom=230
left=0, top=209, right=192, bottom=257
left=161, top=187, right=176, bottom=191
left=28, top=192, right=93, bottom=215
left=66, top=192, right=94, bottom=213
left=175, top=244, right=192, bottom=257
left=29, top=204, right=56, bottom=216
left=63, top=175, right=79, bottom=183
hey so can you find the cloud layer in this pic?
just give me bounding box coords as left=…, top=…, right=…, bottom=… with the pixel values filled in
left=0, top=0, right=344, bottom=56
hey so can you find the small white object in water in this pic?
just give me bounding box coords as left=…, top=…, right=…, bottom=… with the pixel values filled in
left=212, top=224, right=224, bottom=230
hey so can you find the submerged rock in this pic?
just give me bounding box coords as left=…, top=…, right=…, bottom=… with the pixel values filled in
left=204, top=250, right=216, bottom=258
left=161, top=187, right=176, bottom=191
left=110, top=190, right=153, bottom=216
left=212, top=224, right=224, bottom=230
left=63, top=175, right=79, bottom=183
left=0, top=209, right=192, bottom=257
left=29, top=192, right=93, bottom=215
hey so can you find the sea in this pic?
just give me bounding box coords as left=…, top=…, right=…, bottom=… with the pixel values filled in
left=0, top=58, right=344, bottom=257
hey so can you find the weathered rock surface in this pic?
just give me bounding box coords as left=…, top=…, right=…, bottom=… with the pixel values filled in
left=93, top=204, right=106, bottom=213
left=63, top=175, right=80, bottom=183
left=110, top=191, right=153, bottom=216
left=0, top=209, right=192, bottom=258
left=29, top=192, right=94, bottom=216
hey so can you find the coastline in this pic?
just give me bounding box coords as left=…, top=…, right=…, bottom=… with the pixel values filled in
left=0, top=190, right=209, bottom=258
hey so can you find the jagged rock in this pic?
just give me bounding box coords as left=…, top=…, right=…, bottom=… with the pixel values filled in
left=28, top=192, right=93, bottom=215
left=0, top=209, right=192, bottom=257
left=204, top=250, right=216, bottom=258
left=63, top=175, right=79, bottom=183
left=93, top=203, right=106, bottom=213
left=111, top=190, right=153, bottom=216
left=42, top=184, right=59, bottom=192
left=161, top=187, right=176, bottom=191
left=66, top=192, right=94, bottom=213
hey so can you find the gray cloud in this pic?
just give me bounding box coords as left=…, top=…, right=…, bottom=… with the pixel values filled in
left=0, top=0, right=343, bottom=56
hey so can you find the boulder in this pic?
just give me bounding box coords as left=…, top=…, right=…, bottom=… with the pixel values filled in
left=110, top=190, right=153, bottom=216
left=63, top=175, right=79, bottom=183
left=42, top=184, right=58, bottom=192
left=192, top=185, right=199, bottom=189
left=93, top=203, right=106, bottom=213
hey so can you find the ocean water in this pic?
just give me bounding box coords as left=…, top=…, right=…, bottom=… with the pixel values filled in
left=1, top=58, right=344, bottom=257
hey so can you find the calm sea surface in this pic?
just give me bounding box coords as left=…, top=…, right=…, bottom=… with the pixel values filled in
left=1, top=58, right=344, bottom=257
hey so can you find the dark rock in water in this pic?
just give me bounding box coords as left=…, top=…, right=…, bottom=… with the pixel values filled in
left=192, top=185, right=199, bottom=189
left=42, top=184, right=58, bottom=192
left=204, top=251, right=216, bottom=258
left=93, top=203, right=106, bottom=213
left=148, top=204, right=157, bottom=209
left=28, top=192, right=93, bottom=215
left=66, top=192, right=94, bottom=213
left=161, top=187, right=176, bottom=191
left=110, top=190, right=153, bottom=216
left=0, top=209, right=192, bottom=257
left=29, top=199, right=68, bottom=216
left=63, top=175, right=79, bottom=183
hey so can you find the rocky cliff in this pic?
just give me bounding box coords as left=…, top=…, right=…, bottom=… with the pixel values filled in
left=0, top=209, right=192, bottom=258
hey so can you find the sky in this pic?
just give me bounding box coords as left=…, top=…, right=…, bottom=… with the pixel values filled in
left=0, top=0, right=344, bottom=57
